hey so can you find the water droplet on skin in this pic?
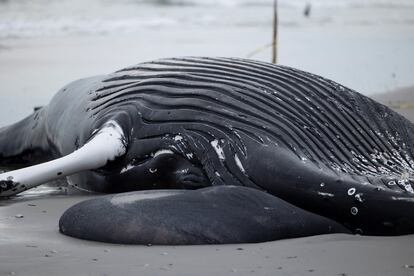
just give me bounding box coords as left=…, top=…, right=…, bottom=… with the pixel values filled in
left=347, top=188, right=356, bottom=196
left=351, top=207, right=358, bottom=215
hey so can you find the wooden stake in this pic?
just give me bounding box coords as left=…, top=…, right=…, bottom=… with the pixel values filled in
left=272, top=0, right=278, bottom=64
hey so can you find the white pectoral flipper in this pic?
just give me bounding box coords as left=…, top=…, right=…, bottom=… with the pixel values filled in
left=0, top=121, right=126, bottom=197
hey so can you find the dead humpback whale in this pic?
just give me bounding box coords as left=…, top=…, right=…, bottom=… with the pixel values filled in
left=0, top=57, right=413, bottom=244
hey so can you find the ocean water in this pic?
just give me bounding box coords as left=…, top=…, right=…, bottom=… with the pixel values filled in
left=1, top=0, right=414, bottom=39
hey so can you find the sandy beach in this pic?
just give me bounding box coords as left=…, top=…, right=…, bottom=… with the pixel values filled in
left=371, top=86, right=414, bottom=122
left=1, top=194, right=414, bottom=276
left=1, top=1, right=414, bottom=275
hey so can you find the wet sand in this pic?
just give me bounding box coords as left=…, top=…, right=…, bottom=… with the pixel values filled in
left=1, top=194, right=414, bottom=276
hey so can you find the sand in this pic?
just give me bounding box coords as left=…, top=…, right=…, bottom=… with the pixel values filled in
left=371, top=86, right=414, bottom=123
left=1, top=194, right=413, bottom=276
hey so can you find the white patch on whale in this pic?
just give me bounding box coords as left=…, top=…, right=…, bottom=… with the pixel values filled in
left=174, top=135, right=183, bottom=141
left=404, top=183, right=414, bottom=193
left=210, top=139, right=225, bottom=160
left=153, top=149, right=174, bottom=158
left=234, top=154, right=246, bottom=173
left=318, top=192, right=334, bottom=197
left=121, top=164, right=136, bottom=173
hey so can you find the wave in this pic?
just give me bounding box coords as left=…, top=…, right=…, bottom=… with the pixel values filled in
left=3, top=0, right=414, bottom=8
left=0, top=17, right=180, bottom=39
left=135, top=0, right=414, bottom=8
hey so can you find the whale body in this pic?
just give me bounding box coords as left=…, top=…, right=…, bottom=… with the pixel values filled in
left=0, top=57, right=413, bottom=244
